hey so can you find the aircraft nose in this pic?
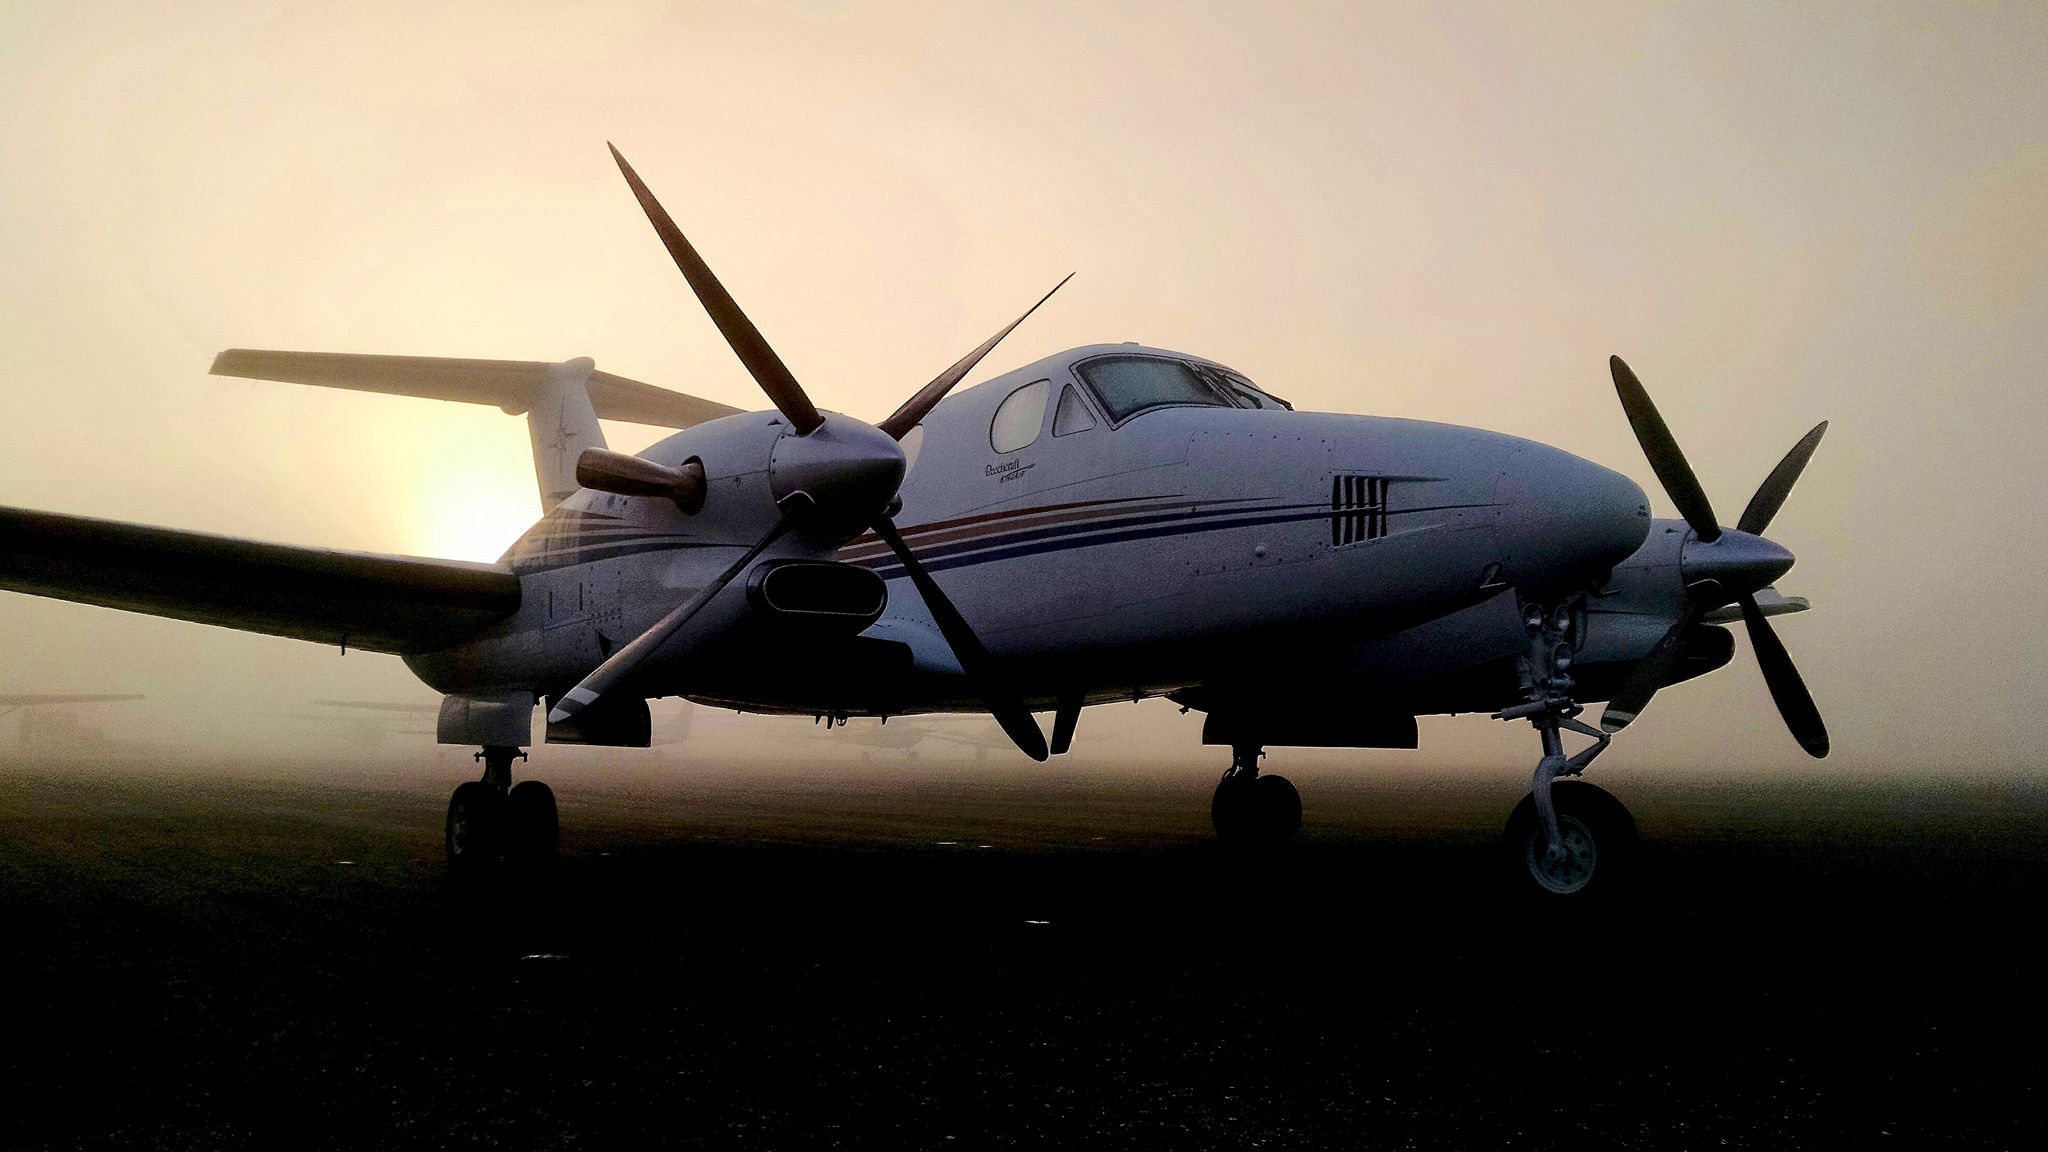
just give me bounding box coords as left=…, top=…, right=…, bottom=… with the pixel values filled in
left=1494, top=442, right=1651, bottom=598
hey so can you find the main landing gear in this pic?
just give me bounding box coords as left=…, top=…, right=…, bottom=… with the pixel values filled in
left=445, top=746, right=558, bottom=873
left=1210, top=743, right=1301, bottom=848
left=1495, top=598, right=1638, bottom=898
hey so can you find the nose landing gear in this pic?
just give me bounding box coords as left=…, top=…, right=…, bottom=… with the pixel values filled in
left=445, top=746, right=558, bottom=872
left=1495, top=598, right=1638, bottom=897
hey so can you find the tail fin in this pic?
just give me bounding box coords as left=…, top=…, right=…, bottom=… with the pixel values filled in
left=526, top=358, right=605, bottom=507
left=210, top=350, right=743, bottom=509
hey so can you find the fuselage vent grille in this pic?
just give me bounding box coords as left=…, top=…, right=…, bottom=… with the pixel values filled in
left=1330, top=474, right=1389, bottom=546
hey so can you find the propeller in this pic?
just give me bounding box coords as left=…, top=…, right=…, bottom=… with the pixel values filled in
left=871, top=519, right=1047, bottom=760
left=576, top=448, right=706, bottom=513
left=609, top=144, right=820, bottom=435
left=549, top=505, right=802, bottom=722
left=1599, top=357, right=1829, bottom=758
left=549, top=146, right=1067, bottom=761
left=878, top=272, right=1074, bottom=440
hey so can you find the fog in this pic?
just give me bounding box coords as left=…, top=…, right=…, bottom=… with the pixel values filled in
left=2, top=1, right=2043, bottom=777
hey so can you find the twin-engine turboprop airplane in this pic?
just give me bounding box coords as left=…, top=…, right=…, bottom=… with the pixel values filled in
left=0, top=146, right=1829, bottom=896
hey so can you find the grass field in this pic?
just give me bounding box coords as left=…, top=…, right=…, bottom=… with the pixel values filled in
left=3, top=753, right=2044, bottom=1148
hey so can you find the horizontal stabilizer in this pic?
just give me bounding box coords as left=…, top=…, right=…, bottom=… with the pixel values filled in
left=210, top=349, right=743, bottom=429
left=1, top=505, right=520, bottom=655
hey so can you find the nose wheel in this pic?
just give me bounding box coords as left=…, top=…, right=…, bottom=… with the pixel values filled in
left=1493, top=597, right=1638, bottom=897
left=445, top=746, right=558, bottom=873
left=1502, top=780, right=1637, bottom=897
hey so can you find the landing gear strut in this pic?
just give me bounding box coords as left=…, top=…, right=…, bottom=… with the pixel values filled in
left=1494, top=598, right=1637, bottom=896
left=1210, top=743, right=1301, bottom=847
left=445, top=746, right=557, bottom=872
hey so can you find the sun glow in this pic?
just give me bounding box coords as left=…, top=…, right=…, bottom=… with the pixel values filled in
left=413, top=482, right=538, bottom=563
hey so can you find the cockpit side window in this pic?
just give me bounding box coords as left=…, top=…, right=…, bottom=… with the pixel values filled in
left=1051, top=383, right=1098, bottom=436
left=1075, top=356, right=1237, bottom=424
left=990, top=379, right=1051, bottom=453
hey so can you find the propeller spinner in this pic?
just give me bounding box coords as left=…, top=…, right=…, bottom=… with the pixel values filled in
left=1600, top=357, right=1830, bottom=758
left=552, top=146, right=1068, bottom=761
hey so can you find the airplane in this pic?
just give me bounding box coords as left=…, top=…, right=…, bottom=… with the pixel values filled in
left=0, top=693, right=145, bottom=753
left=0, top=145, right=1829, bottom=898
left=0, top=693, right=145, bottom=722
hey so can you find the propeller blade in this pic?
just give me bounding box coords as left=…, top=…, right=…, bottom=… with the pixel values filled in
left=607, top=144, right=823, bottom=435
left=876, top=273, right=1075, bottom=441
left=1610, top=356, right=1721, bottom=543
left=1600, top=579, right=1721, bottom=733
left=576, top=448, right=706, bottom=513
left=548, top=510, right=800, bottom=725
left=1737, top=421, right=1828, bottom=537
left=1738, top=594, right=1830, bottom=758
left=871, top=517, right=1049, bottom=761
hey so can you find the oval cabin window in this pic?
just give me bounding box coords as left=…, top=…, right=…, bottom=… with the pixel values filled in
left=989, top=379, right=1051, bottom=453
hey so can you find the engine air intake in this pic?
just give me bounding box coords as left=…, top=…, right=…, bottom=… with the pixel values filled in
left=746, top=560, right=886, bottom=631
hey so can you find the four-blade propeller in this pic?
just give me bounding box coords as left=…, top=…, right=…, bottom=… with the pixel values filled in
left=549, top=146, right=1068, bottom=761
left=1600, top=356, right=1830, bottom=757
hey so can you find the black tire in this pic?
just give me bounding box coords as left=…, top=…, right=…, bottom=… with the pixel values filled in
left=1254, top=774, right=1302, bottom=844
left=1211, top=772, right=1255, bottom=842
left=1502, top=780, right=1639, bottom=899
left=446, top=781, right=504, bottom=872
left=1211, top=772, right=1302, bottom=847
left=504, top=780, right=559, bottom=867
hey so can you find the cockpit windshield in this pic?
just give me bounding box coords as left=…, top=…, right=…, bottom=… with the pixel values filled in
left=1198, top=364, right=1292, bottom=412
left=1074, top=355, right=1292, bottom=424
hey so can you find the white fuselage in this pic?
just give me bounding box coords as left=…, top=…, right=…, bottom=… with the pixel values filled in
left=405, top=344, right=1648, bottom=719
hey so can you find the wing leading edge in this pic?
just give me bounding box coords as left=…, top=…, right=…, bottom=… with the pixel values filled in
left=0, top=506, right=520, bottom=655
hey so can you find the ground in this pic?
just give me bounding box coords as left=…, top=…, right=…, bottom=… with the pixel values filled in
left=2, top=752, right=2043, bottom=1149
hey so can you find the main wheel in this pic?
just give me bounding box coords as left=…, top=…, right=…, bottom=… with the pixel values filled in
left=446, top=781, right=505, bottom=872
left=1253, top=774, right=1302, bottom=843
left=504, top=780, right=559, bottom=867
left=1211, top=773, right=1302, bottom=847
left=1502, top=780, right=1638, bottom=898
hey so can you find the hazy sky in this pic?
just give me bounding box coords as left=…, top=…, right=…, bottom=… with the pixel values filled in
left=1, top=1, right=2043, bottom=773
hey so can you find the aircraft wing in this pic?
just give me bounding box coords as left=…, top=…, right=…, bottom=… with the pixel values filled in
left=0, top=506, right=520, bottom=655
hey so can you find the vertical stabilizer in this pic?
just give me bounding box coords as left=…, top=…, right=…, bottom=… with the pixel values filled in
left=528, top=358, right=606, bottom=509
